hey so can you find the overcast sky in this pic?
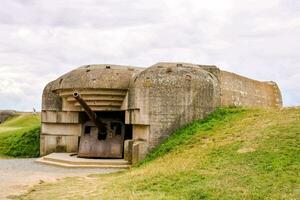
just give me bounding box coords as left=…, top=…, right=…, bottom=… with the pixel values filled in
left=0, top=0, right=299, bottom=111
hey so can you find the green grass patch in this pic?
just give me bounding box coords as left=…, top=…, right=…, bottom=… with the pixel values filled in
left=139, top=107, right=246, bottom=165
left=0, top=113, right=41, bottom=158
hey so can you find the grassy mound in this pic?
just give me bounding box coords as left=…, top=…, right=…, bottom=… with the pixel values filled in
left=139, top=107, right=245, bottom=165
left=19, top=107, right=300, bottom=199
left=0, top=113, right=41, bottom=158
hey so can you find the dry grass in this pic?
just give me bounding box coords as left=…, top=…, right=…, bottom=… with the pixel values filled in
left=18, top=107, right=300, bottom=200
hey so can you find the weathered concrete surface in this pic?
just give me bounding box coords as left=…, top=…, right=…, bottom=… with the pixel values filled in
left=36, top=153, right=130, bottom=168
left=40, top=62, right=283, bottom=163
left=128, top=62, right=220, bottom=151
left=220, top=71, right=282, bottom=108
left=0, top=158, right=120, bottom=200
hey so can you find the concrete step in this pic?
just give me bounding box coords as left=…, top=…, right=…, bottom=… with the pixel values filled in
left=36, top=153, right=131, bottom=169
left=43, top=154, right=129, bottom=165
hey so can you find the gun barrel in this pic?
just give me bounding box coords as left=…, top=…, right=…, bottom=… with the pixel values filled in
left=73, top=92, right=105, bottom=133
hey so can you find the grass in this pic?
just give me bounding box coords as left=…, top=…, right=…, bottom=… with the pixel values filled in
left=139, top=107, right=245, bottom=165
left=18, top=107, right=300, bottom=199
left=0, top=113, right=41, bottom=158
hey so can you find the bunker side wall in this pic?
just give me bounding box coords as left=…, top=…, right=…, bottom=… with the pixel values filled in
left=147, top=85, right=218, bottom=150
left=40, top=111, right=81, bottom=156
left=220, top=71, right=282, bottom=108
left=41, top=82, right=81, bottom=156
left=128, top=64, right=221, bottom=155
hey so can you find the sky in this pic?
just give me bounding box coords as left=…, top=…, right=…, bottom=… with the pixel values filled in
left=0, top=0, right=299, bottom=111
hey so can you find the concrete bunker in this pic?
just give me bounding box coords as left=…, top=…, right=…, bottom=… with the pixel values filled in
left=41, top=63, right=282, bottom=164
left=0, top=110, right=16, bottom=124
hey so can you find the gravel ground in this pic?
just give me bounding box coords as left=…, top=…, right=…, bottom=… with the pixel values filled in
left=0, top=158, right=121, bottom=199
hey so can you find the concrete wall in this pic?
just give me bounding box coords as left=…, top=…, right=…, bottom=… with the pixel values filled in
left=40, top=111, right=81, bottom=155
left=128, top=63, right=220, bottom=151
left=220, top=71, right=282, bottom=108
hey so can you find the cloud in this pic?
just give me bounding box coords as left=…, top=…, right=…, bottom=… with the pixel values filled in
left=0, top=0, right=299, bottom=111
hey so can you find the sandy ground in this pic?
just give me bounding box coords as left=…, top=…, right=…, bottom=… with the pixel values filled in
left=0, top=158, right=120, bottom=199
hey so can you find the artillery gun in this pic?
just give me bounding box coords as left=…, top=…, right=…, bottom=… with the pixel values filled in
left=73, top=92, right=125, bottom=158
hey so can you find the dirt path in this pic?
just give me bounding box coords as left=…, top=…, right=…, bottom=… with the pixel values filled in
left=0, top=158, right=120, bottom=199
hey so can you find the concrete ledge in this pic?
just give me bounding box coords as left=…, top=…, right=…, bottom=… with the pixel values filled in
left=36, top=153, right=131, bottom=169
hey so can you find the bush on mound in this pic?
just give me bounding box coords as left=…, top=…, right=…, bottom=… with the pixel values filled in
left=0, top=114, right=41, bottom=158
left=4, top=126, right=40, bottom=157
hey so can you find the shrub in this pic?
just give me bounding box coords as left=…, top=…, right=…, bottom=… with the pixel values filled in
left=2, top=126, right=40, bottom=157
